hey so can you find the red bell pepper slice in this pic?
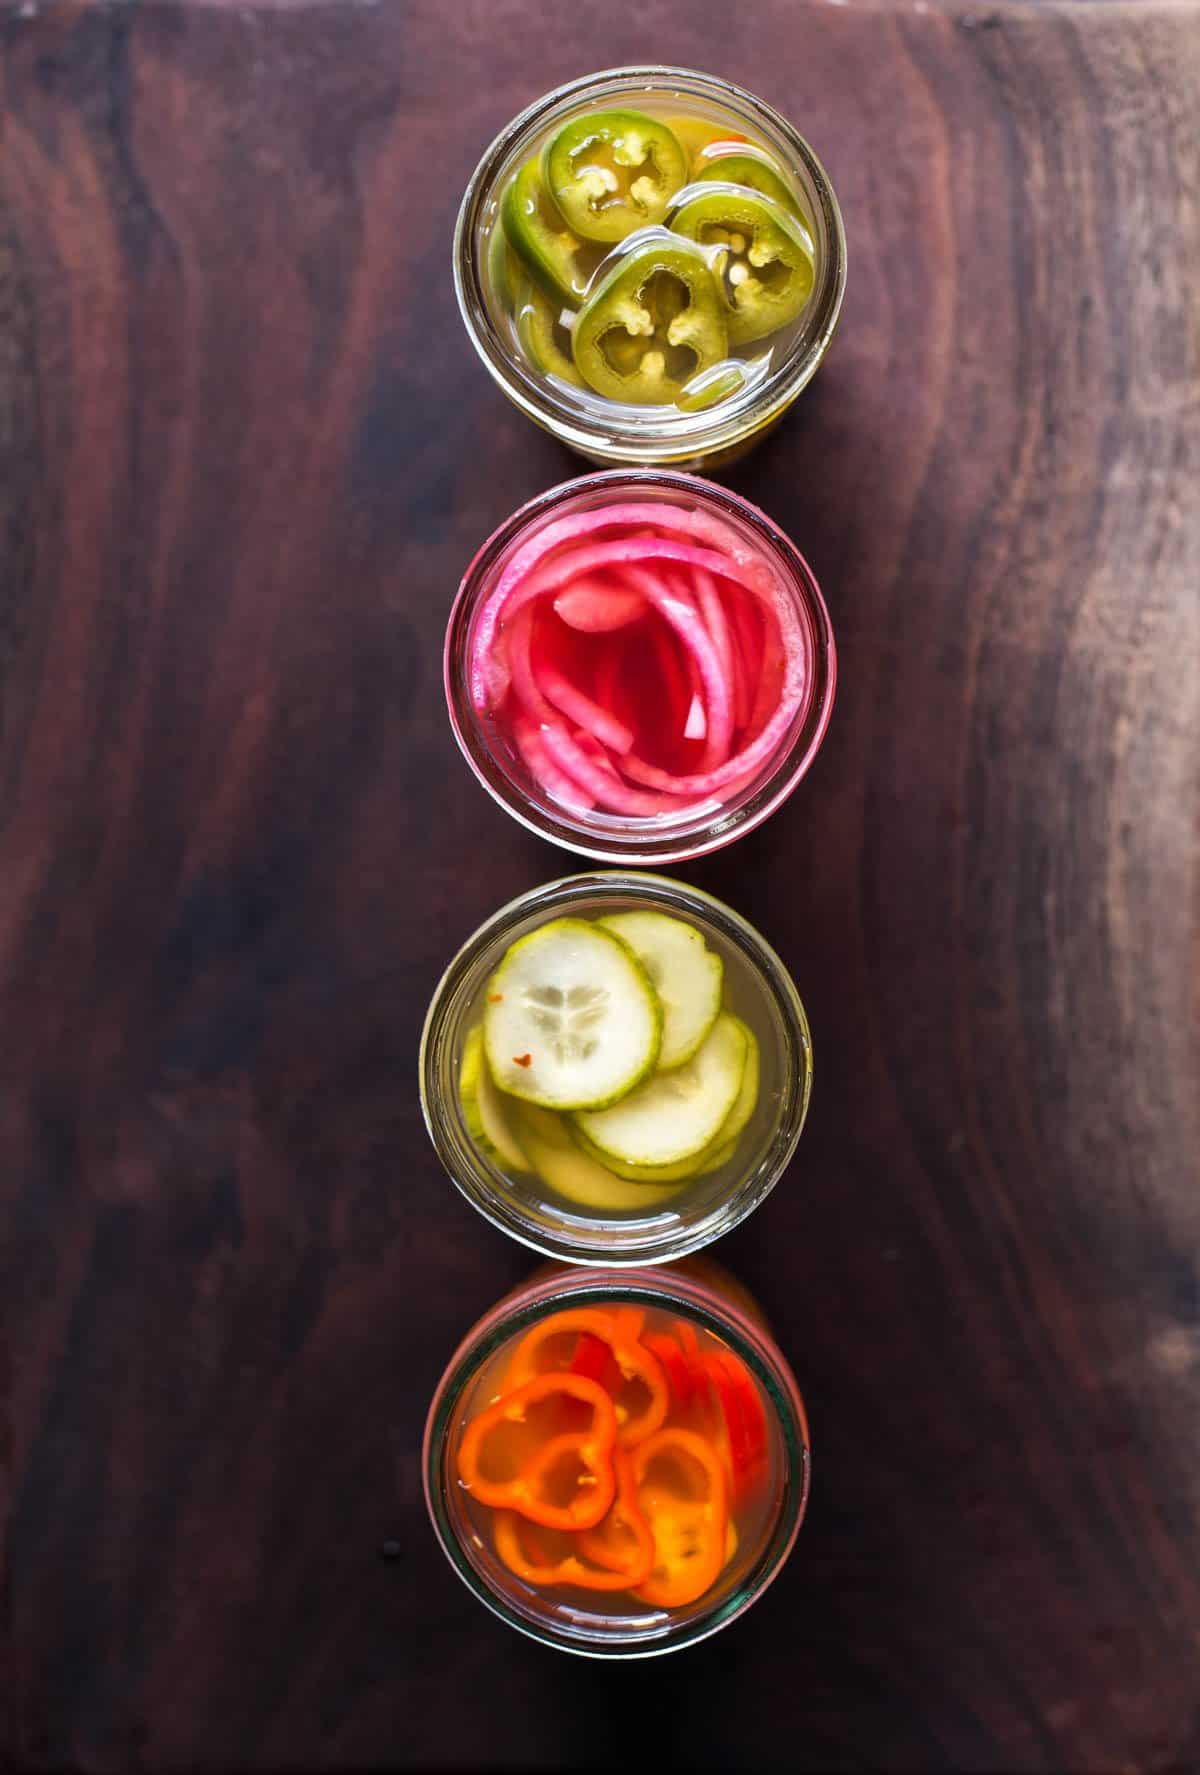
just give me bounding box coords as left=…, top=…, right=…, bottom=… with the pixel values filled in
left=643, top=1331, right=695, bottom=1411
left=703, top=1348, right=769, bottom=1500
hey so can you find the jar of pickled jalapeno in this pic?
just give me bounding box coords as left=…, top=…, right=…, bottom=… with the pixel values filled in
left=453, top=66, right=847, bottom=471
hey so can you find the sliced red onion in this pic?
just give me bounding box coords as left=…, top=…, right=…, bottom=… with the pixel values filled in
left=538, top=720, right=680, bottom=817
left=511, top=714, right=596, bottom=812
left=554, top=577, right=647, bottom=633
left=531, top=657, right=634, bottom=756
left=467, top=498, right=811, bottom=821
left=621, top=563, right=733, bottom=771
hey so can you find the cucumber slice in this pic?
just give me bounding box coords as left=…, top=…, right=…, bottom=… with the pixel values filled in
left=573, top=1126, right=713, bottom=1184
left=459, top=1026, right=529, bottom=1172
left=574, top=1021, right=757, bottom=1183
left=513, top=1104, right=684, bottom=1212
left=713, top=1016, right=759, bottom=1147
left=574, top=1013, right=746, bottom=1168
left=599, top=911, right=723, bottom=1070
left=573, top=1021, right=753, bottom=1183
left=484, top=919, right=661, bottom=1110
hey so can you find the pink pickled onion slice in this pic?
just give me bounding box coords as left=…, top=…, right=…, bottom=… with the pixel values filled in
left=745, top=624, right=787, bottom=743
left=620, top=662, right=806, bottom=798
left=681, top=632, right=707, bottom=736
left=466, top=496, right=780, bottom=708
left=499, top=504, right=766, bottom=602
left=472, top=537, right=775, bottom=713
left=621, top=563, right=733, bottom=771
left=726, top=587, right=763, bottom=733
left=571, top=729, right=624, bottom=781
left=618, top=545, right=810, bottom=796
left=537, top=721, right=680, bottom=817
left=591, top=637, right=627, bottom=728
left=665, top=566, right=699, bottom=614
left=505, top=606, right=554, bottom=723
left=511, top=715, right=596, bottom=812
left=692, top=564, right=734, bottom=692
left=569, top=729, right=680, bottom=813
left=530, top=656, right=634, bottom=756
left=554, top=576, right=647, bottom=633
left=727, top=628, right=751, bottom=734
left=509, top=540, right=765, bottom=629
left=646, top=617, right=691, bottom=755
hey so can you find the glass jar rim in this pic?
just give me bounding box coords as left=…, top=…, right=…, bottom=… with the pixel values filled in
left=418, top=870, right=813, bottom=1266
left=452, top=64, right=848, bottom=465
left=444, top=467, right=838, bottom=865
left=422, top=1264, right=812, bottom=1656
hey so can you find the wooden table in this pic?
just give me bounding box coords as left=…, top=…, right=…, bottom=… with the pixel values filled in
left=3, top=2, right=1198, bottom=1768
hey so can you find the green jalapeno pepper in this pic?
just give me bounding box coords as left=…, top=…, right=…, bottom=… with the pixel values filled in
left=544, top=110, right=688, bottom=243
left=669, top=185, right=815, bottom=347
left=675, top=361, right=751, bottom=412
left=691, top=141, right=805, bottom=220
left=501, top=157, right=599, bottom=307
left=487, top=224, right=522, bottom=312
left=572, top=232, right=727, bottom=406
left=514, top=272, right=583, bottom=386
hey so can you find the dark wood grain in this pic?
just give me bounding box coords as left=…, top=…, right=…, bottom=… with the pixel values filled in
left=2, top=1, right=1198, bottom=1769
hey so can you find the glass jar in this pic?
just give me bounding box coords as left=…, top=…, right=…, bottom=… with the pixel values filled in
left=453, top=65, right=847, bottom=470
left=419, top=872, right=812, bottom=1265
left=445, top=469, right=836, bottom=864
left=423, top=1258, right=811, bottom=1656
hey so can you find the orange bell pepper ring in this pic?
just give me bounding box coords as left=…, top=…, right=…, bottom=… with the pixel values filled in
left=456, top=1372, right=617, bottom=1531
left=507, top=1307, right=669, bottom=1447
left=493, top=1451, right=654, bottom=1591
left=575, top=1447, right=655, bottom=1586
left=631, top=1425, right=729, bottom=1608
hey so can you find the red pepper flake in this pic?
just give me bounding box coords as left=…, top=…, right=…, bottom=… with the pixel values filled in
left=513, top=1053, right=533, bottom=1068
left=489, top=993, right=504, bottom=1003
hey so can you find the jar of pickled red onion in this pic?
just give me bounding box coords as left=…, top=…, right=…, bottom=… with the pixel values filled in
left=444, top=470, right=836, bottom=864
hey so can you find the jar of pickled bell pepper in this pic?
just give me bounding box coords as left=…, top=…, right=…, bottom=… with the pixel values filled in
left=419, top=872, right=812, bottom=1264
left=423, top=1256, right=811, bottom=1655
left=445, top=469, right=836, bottom=864
left=453, top=66, right=847, bottom=470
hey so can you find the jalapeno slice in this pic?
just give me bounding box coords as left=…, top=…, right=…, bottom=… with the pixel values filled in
left=691, top=141, right=805, bottom=220
left=487, top=225, right=523, bottom=313
left=669, top=185, right=815, bottom=348
left=572, top=233, right=728, bottom=406
left=544, top=110, right=688, bottom=243
left=514, top=272, right=583, bottom=386
left=501, top=157, right=599, bottom=307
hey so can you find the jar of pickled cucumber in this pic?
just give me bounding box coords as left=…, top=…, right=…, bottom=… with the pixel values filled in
left=419, top=872, right=813, bottom=1264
